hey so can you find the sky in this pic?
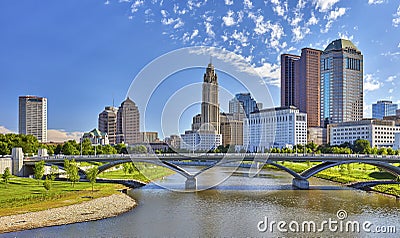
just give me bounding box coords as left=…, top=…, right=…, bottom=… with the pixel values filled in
left=0, top=0, right=399, bottom=141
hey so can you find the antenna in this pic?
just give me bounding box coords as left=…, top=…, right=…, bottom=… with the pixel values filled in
left=210, top=55, right=212, bottom=65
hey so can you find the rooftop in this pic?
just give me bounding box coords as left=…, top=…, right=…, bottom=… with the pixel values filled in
left=324, top=39, right=359, bottom=52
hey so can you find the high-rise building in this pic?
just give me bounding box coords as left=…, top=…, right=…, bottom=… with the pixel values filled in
left=372, top=100, right=398, bottom=119
left=229, top=93, right=259, bottom=118
left=18, top=96, right=47, bottom=142
left=98, top=106, right=118, bottom=145
left=116, top=97, right=140, bottom=145
left=280, top=48, right=322, bottom=127
left=220, top=113, right=243, bottom=147
left=321, top=39, right=363, bottom=126
left=201, top=62, right=220, bottom=134
left=140, top=132, right=158, bottom=143
left=281, top=54, right=300, bottom=108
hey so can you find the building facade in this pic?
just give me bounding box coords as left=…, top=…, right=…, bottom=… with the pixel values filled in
left=220, top=113, right=243, bottom=147
left=180, top=130, right=222, bottom=152
left=18, top=96, right=47, bottom=142
left=321, top=39, right=363, bottom=127
left=243, top=106, right=307, bottom=152
left=372, top=100, right=398, bottom=119
left=116, top=97, right=140, bottom=145
left=98, top=106, right=118, bottom=145
left=140, top=132, right=159, bottom=143
left=229, top=93, right=259, bottom=118
left=82, top=128, right=109, bottom=145
left=329, top=119, right=400, bottom=148
left=164, top=134, right=181, bottom=149
left=201, top=62, right=220, bottom=134
left=280, top=49, right=321, bottom=127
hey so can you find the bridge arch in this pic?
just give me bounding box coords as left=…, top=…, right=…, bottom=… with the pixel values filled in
left=301, top=160, right=400, bottom=179
left=97, top=159, right=193, bottom=179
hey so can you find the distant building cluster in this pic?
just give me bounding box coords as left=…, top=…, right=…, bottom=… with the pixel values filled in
left=17, top=39, right=400, bottom=151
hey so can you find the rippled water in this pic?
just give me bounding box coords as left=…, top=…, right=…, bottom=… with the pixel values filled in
left=4, top=167, right=400, bottom=237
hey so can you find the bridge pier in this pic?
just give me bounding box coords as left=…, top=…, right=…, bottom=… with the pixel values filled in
left=292, top=178, right=309, bottom=189
left=185, top=177, right=197, bottom=190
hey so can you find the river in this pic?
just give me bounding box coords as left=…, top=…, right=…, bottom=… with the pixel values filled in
left=4, top=166, right=400, bottom=237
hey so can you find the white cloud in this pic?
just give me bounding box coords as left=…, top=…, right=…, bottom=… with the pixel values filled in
left=253, top=62, right=281, bottom=87
left=393, top=5, right=400, bottom=27
left=327, top=7, right=346, bottom=20
left=0, top=126, right=15, bottom=134
left=131, top=0, right=144, bottom=13
left=222, top=10, right=236, bottom=27
left=292, top=26, right=310, bottom=42
left=270, top=0, right=287, bottom=17
left=338, top=32, right=353, bottom=41
left=225, top=0, right=234, bottom=5
left=364, top=74, right=383, bottom=92
left=204, top=22, right=215, bottom=38
left=173, top=18, right=184, bottom=29
left=47, top=129, right=83, bottom=143
left=368, top=0, right=384, bottom=5
left=243, top=0, right=254, bottom=9
left=386, top=75, right=397, bottom=82
left=306, top=12, right=319, bottom=25
left=313, top=0, right=340, bottom=12
left=190, top=29, right=199, bottom=39
left=381, top=51, right=400, bottom=57
left=398, top=42, right=400, bottom=48
left=389, top=88, right=394, bottom=94
left=364, top=104, right=372, bottom=118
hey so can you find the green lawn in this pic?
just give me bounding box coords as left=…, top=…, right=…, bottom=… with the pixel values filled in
left=265, top=161, right=400, bottom=196
left=0, top=176, right=124, bottom=217
left=98, top=162, right=174, bottom=182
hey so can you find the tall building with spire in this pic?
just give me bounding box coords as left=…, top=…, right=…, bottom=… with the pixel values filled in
left=320, top=39, right=363, bottom=126
left=201, top=61, right=220, bottom=134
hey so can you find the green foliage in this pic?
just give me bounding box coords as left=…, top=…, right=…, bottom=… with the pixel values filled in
left=62, top=140, right=79, bottom=155
left=130, top=145, right=147, bottom=154
left=64, top=159, right=80, bottom=187
left=49, top=165, right=58, bottom=181
left=2, top=167, right=11, bottom=185
left=85, top=166, right=99, bottom=192
left=0, top=133, right=39, bottom=155
left=353, top=139, right=370, bottom=154
left=114, top=143, right=128, bottom=154
left=43, top=177, right=52, bottom=192
left=122, top=163, right=130, bottom=175
left=34, top=161, right=45, bottom=184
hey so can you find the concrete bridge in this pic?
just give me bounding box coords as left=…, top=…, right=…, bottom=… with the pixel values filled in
left=347, top=180, right=400, bottom=190
left=18, top=151, right=400, bottom=190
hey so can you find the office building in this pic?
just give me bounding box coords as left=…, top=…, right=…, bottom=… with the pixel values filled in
left=220, top=113, right=243, bottom=147
left=18, top=96, right=47, bottom=142
left=372, top=100, right=398, bottom=119
left=329, top=119, right=400, bottom=148
left=180, top=130, right=222, bottom=152
left=98, top=106, right=118, bottom=145
left=201, top=62, right=220, bottom=134
left=229, top=93, right=259, bottom=118
left=321, top=39, right=363, bottom=126
left=140, top=132, right=159, bottom=143
left=243, top=106, right=307, bottom=152
left=164, top=134, right=181, bottom=149
left=281, top=48, right=322, bottom=127
left=116, top=97, right=140, bottom=145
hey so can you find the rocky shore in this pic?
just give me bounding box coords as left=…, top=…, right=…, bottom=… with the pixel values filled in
left=0, top=193, right=136, bottom=234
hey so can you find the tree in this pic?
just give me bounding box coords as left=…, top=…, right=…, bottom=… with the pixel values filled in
left=43, top=177, right=52, bottom=192
left=2, top=167, right=11, bottom=186
left=122, top=163, right=130, bottom=175
left=130, top=145, right=147, bottom=154
left=49, top=165, right=59, bottom=181
left=64, top=159, right=80, bottom=187
left=86, top=166, right=99, bottom=192
left=353, top=139, right=370, bottom=154
left=34, top=161, right=45, bottom=184
left=114, top=143, right=127, bottom=154
left=62, top=140, right=79, bottom=155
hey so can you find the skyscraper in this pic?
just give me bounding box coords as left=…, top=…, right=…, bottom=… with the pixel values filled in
left=18, top=96, right=47, bottom=142
left=281, top=54, right=300, bottom=108
left=320, top=39, right=363, bottom=126
left=372, top=100, right=398, bottom=119
left=201, top=62, right=220, bottom=134
left=116, top=97, right=140, bottom=145
left=229, top=93, right=259, bottom=118
left=280, top=48, right=321, bottom=127
left=98, top=106, right=118, bottom=145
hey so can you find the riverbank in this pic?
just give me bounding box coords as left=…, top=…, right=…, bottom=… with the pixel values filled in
left=265, top=162, right=400, bottom=198
left=0, top=193, right=136, bottom=234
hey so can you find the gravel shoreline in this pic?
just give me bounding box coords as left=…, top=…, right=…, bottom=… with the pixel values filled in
left=0, top=193, right=136, bottom=234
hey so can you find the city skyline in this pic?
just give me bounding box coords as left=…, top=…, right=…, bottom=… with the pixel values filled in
left=1, top=1, right=400, bottom=141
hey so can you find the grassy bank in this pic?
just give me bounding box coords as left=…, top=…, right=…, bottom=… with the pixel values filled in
left=98, top=162, right=174, bottom=182
left=265, top=161, right=400, bottom=197
left=0, top=177, right=124, bottom=217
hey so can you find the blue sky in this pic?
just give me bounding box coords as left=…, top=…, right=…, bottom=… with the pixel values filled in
left=0, top=0, right=399, bottom=141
